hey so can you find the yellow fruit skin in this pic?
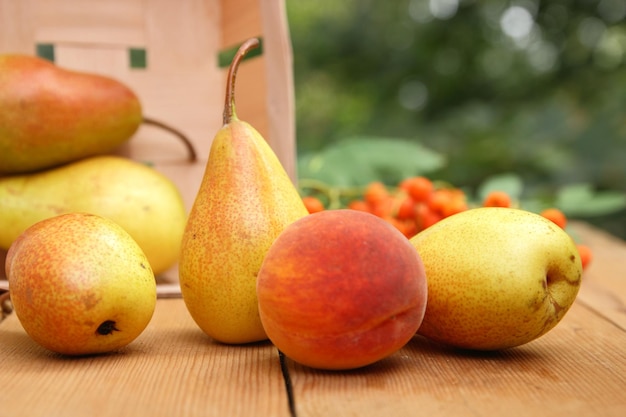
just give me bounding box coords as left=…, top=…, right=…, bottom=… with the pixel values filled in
left=179, top=118, right=309, bottom=344
left=410, top=207, right=583, bottom=350
left=0, top=156, right=187, bottom=275
left=6, top=213, right=157, bottom=355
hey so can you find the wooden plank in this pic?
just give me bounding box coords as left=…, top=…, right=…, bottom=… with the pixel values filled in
left=141, top=0, right=219, bottom=72
left=0, top=0, right=36, bottom=52
left=220, top=0, right=263, bottom=49
left=33, top=0, right=145, bottom=46
left=571, top=221, right=626, bottom=331
left=259, top=0, right=297, bottom=182
left=285, top=299, right=626, bottom=417
left=116, top=67, right=222, bottom=169
left=54, top=44, right=129, bottom=76
left=0, top=298, right=291, bottom=417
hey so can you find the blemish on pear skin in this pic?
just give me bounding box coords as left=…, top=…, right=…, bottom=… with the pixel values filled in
left=140, top=262, right=147, bottom=269
left=81, top=293, right=101, bottom=310
left=96, top=320, right=119, bottom=336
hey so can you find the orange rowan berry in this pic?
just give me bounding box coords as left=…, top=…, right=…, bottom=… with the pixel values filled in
left=348, top=200, right=369, bottom=212
left=383, top=215, right=403, bottom=232
left=483, top=190, right=512, bottom=208
left=381, top=216, right=415, bottom=239
left=415, top=203, right=442, bottom=231
left=441, top=197, right=468, bottom=218
left=370, top=196, right=394, bottom=218
left=396, top=195, right=417, bottom=220
left=364, top=181, right=389, bottom=206
left=427, top=189, right=451, bottom=215
left=577, top=244, right=593, bottom=270
left=302, top=196, right=325, bottom=214
left=540, top=208, right=567, bottom=229
left=400, top=176, right=434, bottom=203
left=399, top=218, right=419, bottom=239
left=428, top=188, right=467, bottom=218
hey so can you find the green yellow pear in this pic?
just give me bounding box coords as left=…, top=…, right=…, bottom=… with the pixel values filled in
left=410, top=207, right=583, bottom=350
left=178, top=38, right=309, bottom=344
left=0, top=155, right=186, bottom=275
left=0, top=54, right=142, bottom=175
left=6, top=212, right=157, bottom=355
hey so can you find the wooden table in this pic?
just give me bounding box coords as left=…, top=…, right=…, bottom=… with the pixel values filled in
left=1, top=222, right=625, bottom=417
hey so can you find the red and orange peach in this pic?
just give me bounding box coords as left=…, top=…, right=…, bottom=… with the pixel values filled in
left=256, top=209, right=428, bottom=370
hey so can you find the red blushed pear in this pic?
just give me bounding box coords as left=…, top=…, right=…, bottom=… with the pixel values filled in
left=256, top=209, right=428, bottom=371
left=0, top=54, right=142, bottom=175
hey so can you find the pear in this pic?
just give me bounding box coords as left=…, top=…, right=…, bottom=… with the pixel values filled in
left=0, top=54, right=142, bottom=174
left=178, top=38, right=309, bottom=344
left=0, top=155, right=186, bottom=276
left=410, top=207, right=583, bottom=350
left=6, top=212, right=157, bottom=355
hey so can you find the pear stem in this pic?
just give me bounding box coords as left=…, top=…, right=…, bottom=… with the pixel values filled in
left=142, top=116, right=198, bottom=162
left=223, top=38, right=261, bottom=125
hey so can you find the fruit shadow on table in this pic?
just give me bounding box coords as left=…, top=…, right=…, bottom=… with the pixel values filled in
left=285, top=334, right=553, bottom=379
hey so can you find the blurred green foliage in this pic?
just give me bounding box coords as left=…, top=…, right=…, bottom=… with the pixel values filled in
left=298, top=136, right=446, bottom=187
left=286, top=0, right=626, bottom=238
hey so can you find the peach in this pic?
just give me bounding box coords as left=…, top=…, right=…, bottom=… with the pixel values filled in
left=256, top=209, right=428, bottom=370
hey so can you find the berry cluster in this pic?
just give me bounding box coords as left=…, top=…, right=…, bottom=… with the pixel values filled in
left=301, top=176, right=593, bottom=270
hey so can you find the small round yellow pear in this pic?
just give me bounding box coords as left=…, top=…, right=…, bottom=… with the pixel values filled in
left=410, top=207, right=583, bottom=350
left=6, top=213, right=157, bottom=355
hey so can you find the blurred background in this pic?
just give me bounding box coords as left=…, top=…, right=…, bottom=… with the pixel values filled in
left=286, top=0, right=626, bottom=239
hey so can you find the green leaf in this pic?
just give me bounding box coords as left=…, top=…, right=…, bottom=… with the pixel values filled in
left=476, top=173, right=524, bottom=201
left=519, top=198, right=550, bottom=215
left=555, top=183, right=626, bottom=217
left=297, top=136, right=446, bottom=187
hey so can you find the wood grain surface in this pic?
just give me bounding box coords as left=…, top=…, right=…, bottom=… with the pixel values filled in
left=0, top=299, right=290, bottom=417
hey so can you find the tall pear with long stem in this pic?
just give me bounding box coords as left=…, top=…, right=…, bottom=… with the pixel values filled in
left=179, top=38, right=309, bottom=344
